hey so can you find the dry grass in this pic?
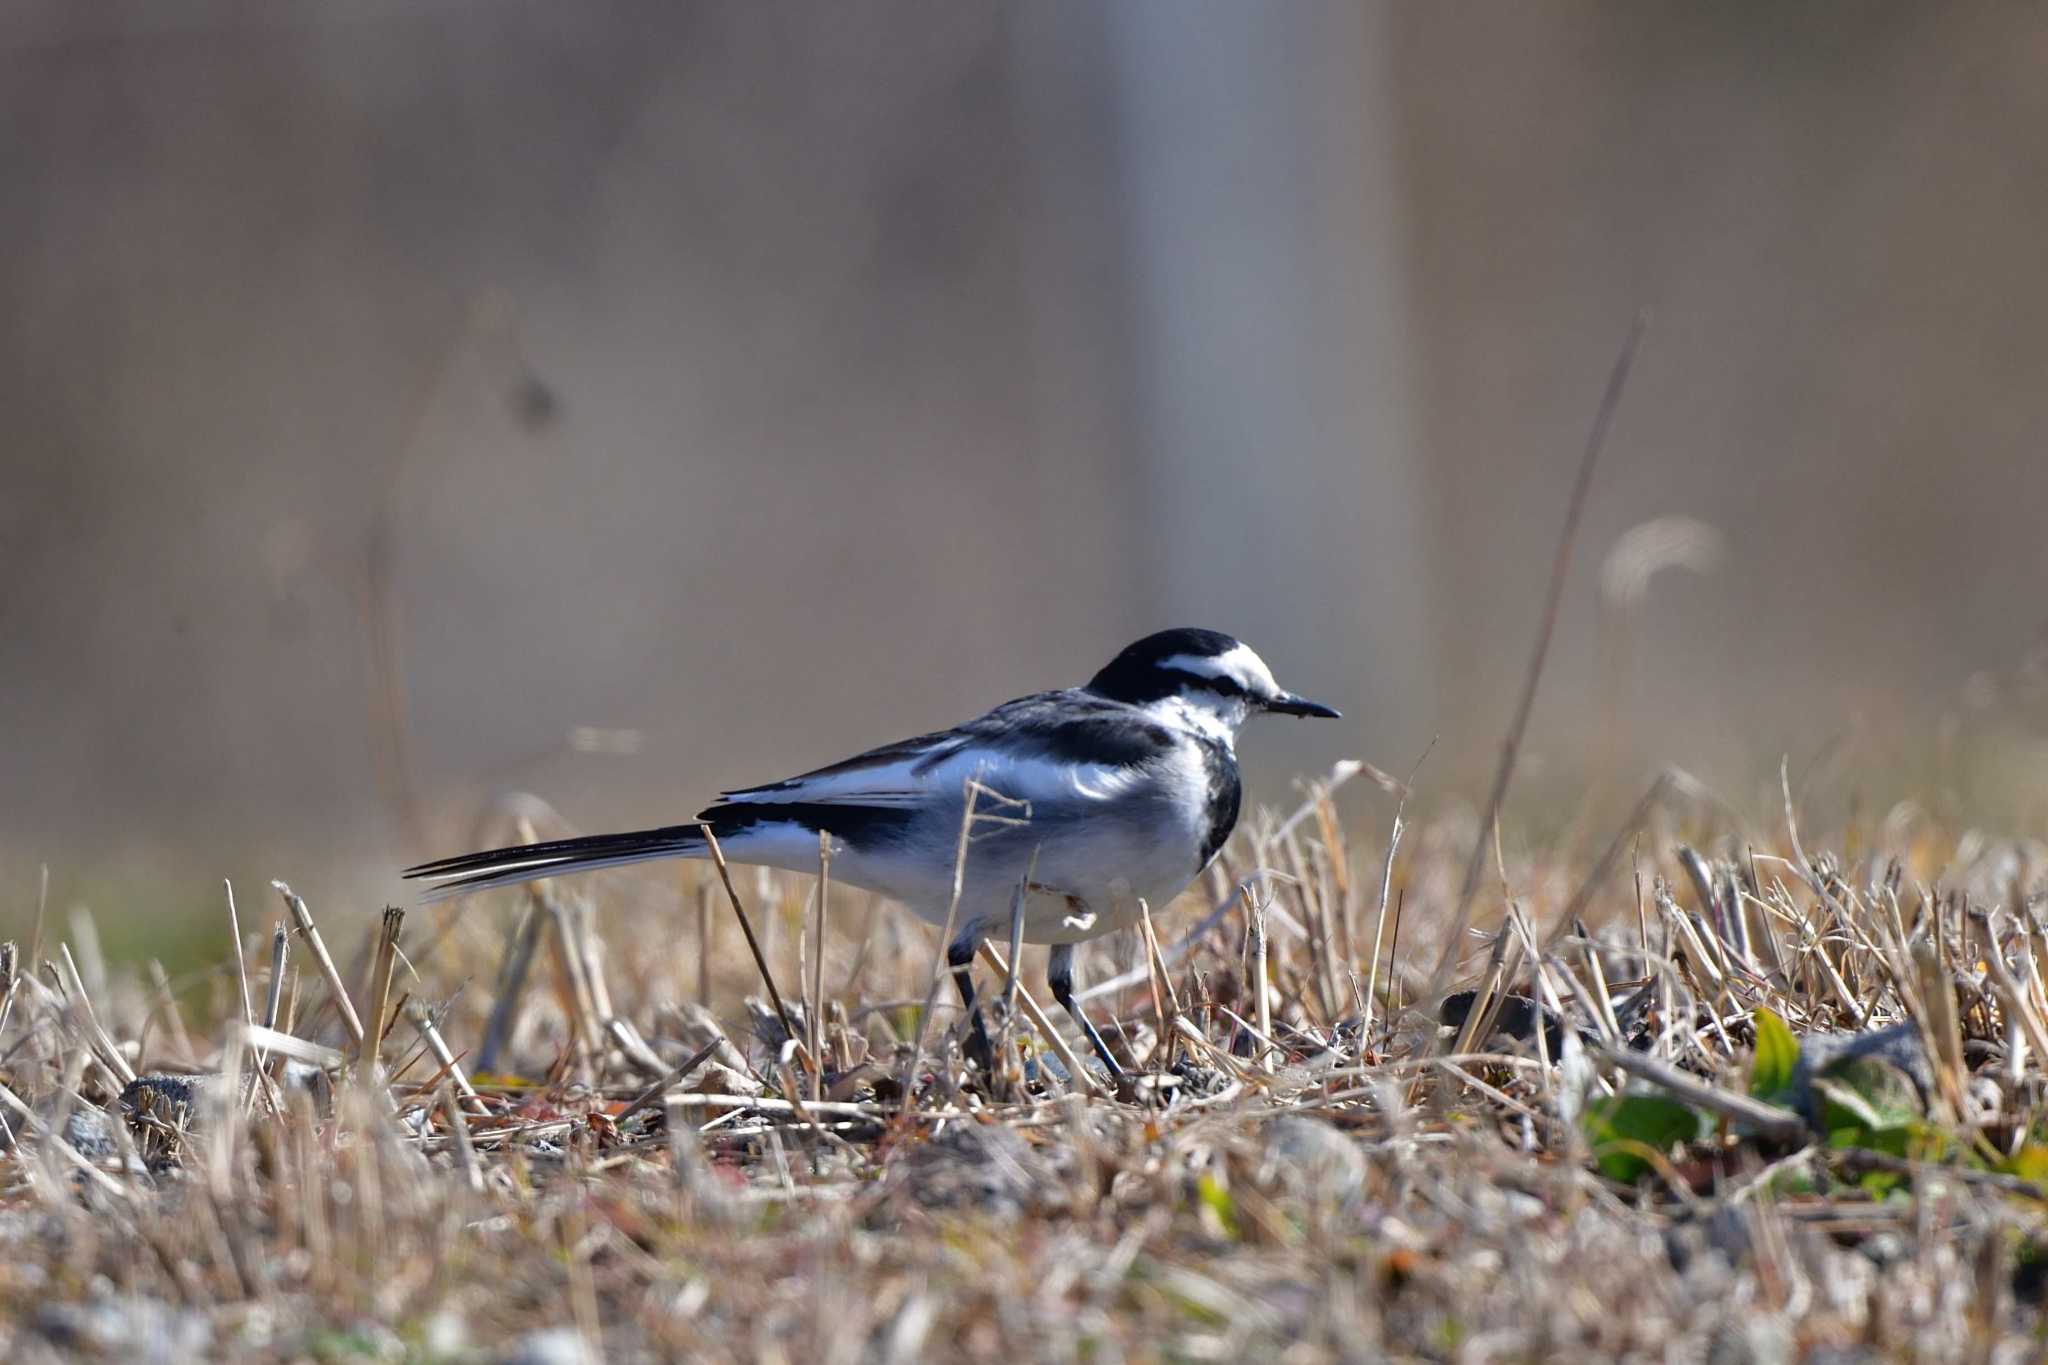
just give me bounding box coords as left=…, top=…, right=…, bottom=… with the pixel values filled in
left=4, top=764, right=2048, bottom=1363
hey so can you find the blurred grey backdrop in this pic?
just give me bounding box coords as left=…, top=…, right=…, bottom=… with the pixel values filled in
left=5, top=2, right=2047, bottom=928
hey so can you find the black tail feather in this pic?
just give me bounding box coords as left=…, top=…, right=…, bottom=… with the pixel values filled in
left=404, top=824, right=705, bottom=878
left=403, top=823, right=706, bottom=901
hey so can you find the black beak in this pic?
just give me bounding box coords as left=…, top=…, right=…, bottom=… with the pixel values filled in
left=1264, top=692, right=1341, bottom=719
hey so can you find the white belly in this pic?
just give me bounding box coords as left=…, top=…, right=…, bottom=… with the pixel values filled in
left=830, top=800, right=1208, bottom=944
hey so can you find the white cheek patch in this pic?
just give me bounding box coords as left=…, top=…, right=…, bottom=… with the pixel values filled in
left=1142, top=694, right=1246, bottom=747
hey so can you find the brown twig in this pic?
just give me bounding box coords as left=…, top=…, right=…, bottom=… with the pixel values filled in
left=615, top=1037, right=724, bottom=1125
left=361, top=907, right=404, bottom=1070
left=700, top=824, right=805, bottom=1056
left=1426, top=312, right=1649, bottom=1007
left=225, top=881, right=259, bottom=1064
left=811, top=831, right=830, bottom=1101
left=274, top=880, right=366, bottom=1046
left=409, top=1001, right=489, bottom=1118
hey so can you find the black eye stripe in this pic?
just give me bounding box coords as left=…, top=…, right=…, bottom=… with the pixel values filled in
left=1163, top=667, right=1246, bottom=698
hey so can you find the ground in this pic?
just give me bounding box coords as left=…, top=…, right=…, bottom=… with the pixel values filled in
left=2, top=765, right=2046, bottom=1361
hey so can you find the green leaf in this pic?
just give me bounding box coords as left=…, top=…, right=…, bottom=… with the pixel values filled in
left=1769, top=1165, right=1820, bottom=1198
left=1748, top=1008, right=1800, bottom=1103
left=1583, top=1093, right=1709, bottom=1182
left=1816, top=1062, right=1929, bottom=1162
left=1194, top=1172, right=1239, bottom=1240
left=1814, top=1056, right=1923, bottom=1129
left=1998, top=1144, right=2048, bottom=1193
left=468, top=1071, right=538, bottom=1089
left=1824, top=1121, right=1915, bottom=1159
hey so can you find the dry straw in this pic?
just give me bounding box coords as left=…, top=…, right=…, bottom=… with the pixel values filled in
left=3, top=765, right=2047, bottom=1357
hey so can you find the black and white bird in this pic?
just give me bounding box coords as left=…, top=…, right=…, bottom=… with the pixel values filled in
left=403, top=627, right=1339, bottom=1076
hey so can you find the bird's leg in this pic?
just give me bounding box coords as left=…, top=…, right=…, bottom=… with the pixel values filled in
left=947, top=925, right=994, bottom=1072
left=1047, top=941, right=1124, bottom=1079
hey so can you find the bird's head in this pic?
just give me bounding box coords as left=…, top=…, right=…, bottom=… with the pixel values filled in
left=1085, top=628, right=1341, bottom=740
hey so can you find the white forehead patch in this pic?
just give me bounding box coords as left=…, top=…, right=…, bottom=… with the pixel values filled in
left=1158, top=643, right=1278, bottom=697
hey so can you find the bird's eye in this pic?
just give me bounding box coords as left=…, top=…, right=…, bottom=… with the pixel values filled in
left=1159, top=664, right=1250, bottom=701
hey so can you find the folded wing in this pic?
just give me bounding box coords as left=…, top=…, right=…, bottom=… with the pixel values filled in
left=706, top=690, right=1177, bottom=817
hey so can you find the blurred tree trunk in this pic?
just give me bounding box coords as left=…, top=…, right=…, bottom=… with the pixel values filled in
left=1096, top=2, right=1435, bottom=773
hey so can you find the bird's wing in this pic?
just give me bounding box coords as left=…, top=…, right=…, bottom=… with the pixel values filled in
left=950, top=692, right=1177, bottom=766
left=709, top=690, right=1176, bottom=811
left=713, top=722, right=977, bottom=809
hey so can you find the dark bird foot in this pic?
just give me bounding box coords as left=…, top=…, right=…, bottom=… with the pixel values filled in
left=962, top=1012, right=996, bottom=1074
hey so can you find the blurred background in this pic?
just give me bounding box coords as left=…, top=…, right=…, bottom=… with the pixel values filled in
left=7, top=2, right=2048, bottom=956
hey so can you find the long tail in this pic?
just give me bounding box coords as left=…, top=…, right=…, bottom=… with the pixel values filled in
left=403, top=823, right=708, bottom=902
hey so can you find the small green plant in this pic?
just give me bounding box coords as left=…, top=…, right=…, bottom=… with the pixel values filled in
left=1582, top=1091, right=1711, bottom=1182
left=1747, top=1007, right=1800, bottom=1107
left=1194, top=1171, right=1240, bottom=1241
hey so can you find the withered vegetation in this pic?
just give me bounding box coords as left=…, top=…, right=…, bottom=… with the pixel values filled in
left=5, top=759, right=2048, bottom=1362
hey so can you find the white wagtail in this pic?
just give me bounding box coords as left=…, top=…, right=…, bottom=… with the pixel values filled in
left=404, top=627, right=1339, bottom=1076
